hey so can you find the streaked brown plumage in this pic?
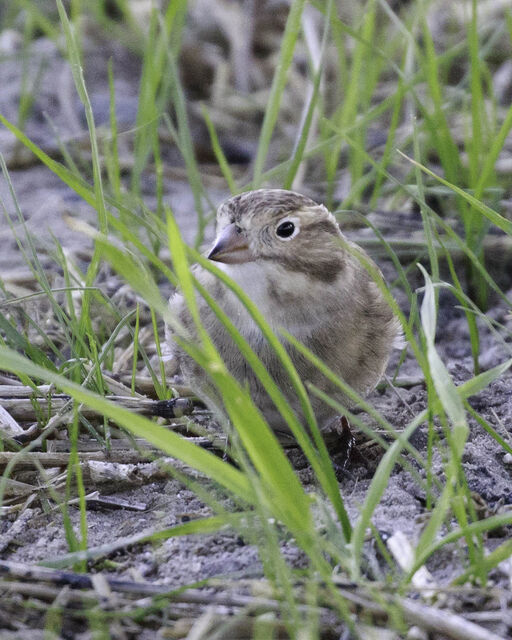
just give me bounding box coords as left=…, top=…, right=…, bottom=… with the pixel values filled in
left=166, top=189, right=400, bottom=436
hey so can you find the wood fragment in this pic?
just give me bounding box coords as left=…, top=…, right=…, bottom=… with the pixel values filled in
left=375, top=375, right=425, bottom=391
left=335, top=586, right=505, bottom=640
left=0, top=269, right=38, bottom=287
left=119, top=376, right=194, bottom=398
left=85, top=372, right=144, bottom=398
left=0, top=493, right=37, bottom=516
left=0, top=559, right=320, bottom=610
left=0, top=451, right=156, bottom=469
left=355, top=623, right=399, bottom=640
left=387, top=531, right=437, bottom=598
left=0, top=394, right=195, bottom=422
left=0, top=376, right=23, bottom=386
left=0, top=444, right=229, bottom=473
left=0, top=385, right=53, bottom=397
left=11, top=423, right=41, bottom=444
left=47, top=438, right=166, bottom=453
left=0, top=477, right=38, bottom=498
left=0, top=579, right=97, bottom=604
left=397, top=598, right=504, bottom=640
left=84, top=459, right=167, bottom=486
left=47, top=434, right=228, bottom=454
left=85, top=493, right=147, bottom=512
left=464, top=611, right=512, bottom=625
left=90, top=573, right=114, bottom=601
left=0, top=559, right=506, bottom=640
left=0, top=579, right=335, bottom=637
left=0, top=405, right=24, bottom=438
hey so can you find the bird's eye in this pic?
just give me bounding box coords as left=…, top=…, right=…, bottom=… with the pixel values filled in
left=235, top=225, right=243, bottom=234
left=276, top=220, right=296, bottom=239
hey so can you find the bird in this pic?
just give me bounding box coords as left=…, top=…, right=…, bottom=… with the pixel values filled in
left=166, top=189, right=400, bottom=442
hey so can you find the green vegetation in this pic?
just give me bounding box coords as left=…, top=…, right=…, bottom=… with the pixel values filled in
left=0, top=0, right=511, bottom=637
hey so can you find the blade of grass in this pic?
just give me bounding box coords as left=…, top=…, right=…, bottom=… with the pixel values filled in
left=201, top=105, right=238, bottom=194
left=166, top=213, right=315, bottom=538
left=322, top=123, right=511, bottom=309
left=188, top=250, right=351, bottom=539
left=406, top=510, right=512, bottom=584
left=252, top=0, right=306, bottom=187
left=325, top=0, right=379, bottom=205
left=41, top=514, right=245, bottom=569
left=397, top=151, right=512, bottom=237
left=351, top=352, right=512, bottom=579
left=56, top=0, right=106, bottom=233
left=284, top=0, right=333, bottom=190
left=0, top=344, right=254, bottom=501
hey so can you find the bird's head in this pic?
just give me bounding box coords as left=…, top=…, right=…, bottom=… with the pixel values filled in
left=208, top=189, right=346, bottom=283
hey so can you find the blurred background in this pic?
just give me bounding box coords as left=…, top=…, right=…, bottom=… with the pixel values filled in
left=2, top=0, right=511, bottom=292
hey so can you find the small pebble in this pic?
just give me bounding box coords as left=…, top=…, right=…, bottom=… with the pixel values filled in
left=407, top=626, right=428, bottom=640
left=503, top=453, right=512, bottom=465
left=0, top=29, right=22, bottom=53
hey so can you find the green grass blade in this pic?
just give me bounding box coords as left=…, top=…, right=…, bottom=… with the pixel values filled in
left=56, top=0, right=107, bottom=233
left=201, top=105, right=238, bottom=194
left=419, top=266, right=467, bottom=442
left=191, top=275, right=352, bottom=540
left=398, top=151, right=512, bottom=237
left=283, top=0, right=333, bottom=189
left=465, top=402, right=512, bottom=455
left=0, top=345, right=254, bottom=501
left=40, top=514, right=242, bottom=569
left=0, top=115, right=96, bottom=207
left=253, top=0, right=306, bottom=187
left=166, top=214, right=314, bottom=538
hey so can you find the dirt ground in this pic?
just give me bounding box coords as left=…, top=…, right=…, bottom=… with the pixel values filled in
left=1, top=10, right=512, bottom=639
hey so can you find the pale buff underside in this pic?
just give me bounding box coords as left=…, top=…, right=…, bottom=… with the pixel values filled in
left=168, top=257, right=400, bottom=434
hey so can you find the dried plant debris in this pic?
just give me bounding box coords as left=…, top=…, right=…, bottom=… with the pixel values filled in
left=0, top=558, right=509, bottom=640
left=1, top=0, right=512, bottom=638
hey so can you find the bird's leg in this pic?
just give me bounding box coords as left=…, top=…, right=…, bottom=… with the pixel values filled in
left=324, top=415, right=368, bottom=480
left=332, top=416, right=355, bottom=478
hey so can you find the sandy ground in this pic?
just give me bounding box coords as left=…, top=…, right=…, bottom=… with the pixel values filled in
left=1, top=18, right=512, bottom=639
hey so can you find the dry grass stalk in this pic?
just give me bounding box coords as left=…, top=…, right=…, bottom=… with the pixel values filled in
left=0, top=393, right=195, bottom=422
left=0, top=559, right=505, bottom=640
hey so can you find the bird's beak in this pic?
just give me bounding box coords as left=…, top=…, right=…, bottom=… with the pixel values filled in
left=207, top=223, right=253, bottom=264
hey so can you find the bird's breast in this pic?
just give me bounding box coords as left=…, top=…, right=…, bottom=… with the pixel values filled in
left=212, top=261, right=343, bottom=338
